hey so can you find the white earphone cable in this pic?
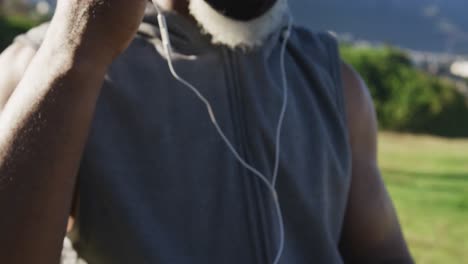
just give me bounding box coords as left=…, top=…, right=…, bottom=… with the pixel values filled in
left=152, top=3, right=292, bottom=263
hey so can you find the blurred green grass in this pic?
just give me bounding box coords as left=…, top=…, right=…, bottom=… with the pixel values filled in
left=379, top=132, right=468, bottom=264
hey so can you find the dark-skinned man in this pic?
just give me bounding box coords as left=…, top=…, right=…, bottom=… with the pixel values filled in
left=0, top=0, right=413, bottom=263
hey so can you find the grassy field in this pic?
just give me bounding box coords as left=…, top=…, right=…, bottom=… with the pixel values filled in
left=379, top=132, right=468, bottom=264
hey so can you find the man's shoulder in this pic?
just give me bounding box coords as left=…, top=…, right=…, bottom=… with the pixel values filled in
left=289, top=26, right=341, bottom=76
left=291, top=26, right=339, bottom=54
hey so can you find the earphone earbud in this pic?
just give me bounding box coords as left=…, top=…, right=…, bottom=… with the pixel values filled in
left=151, top=1, right=173, bottom=56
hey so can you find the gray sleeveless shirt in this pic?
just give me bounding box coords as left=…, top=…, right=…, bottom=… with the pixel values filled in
left=16, top=6, right=351, bottom=264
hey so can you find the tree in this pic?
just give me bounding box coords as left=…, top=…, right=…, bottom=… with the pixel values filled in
left=341, top=45, right=468, bottom=137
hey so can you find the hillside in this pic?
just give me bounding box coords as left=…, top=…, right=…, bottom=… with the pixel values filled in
left=290, top=0, right=468, bottom=55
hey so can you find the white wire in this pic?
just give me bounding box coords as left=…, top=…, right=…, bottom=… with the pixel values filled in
left=271, top=18, right=293, bottom=264
left=272, top=19, right=292, bottom=188
left=167, top=58, right=286, bottom=264
left=153, top=4, right=293, bottom=263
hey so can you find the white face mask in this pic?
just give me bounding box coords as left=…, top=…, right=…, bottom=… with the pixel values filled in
left=189, top=0, right=289, bottom=50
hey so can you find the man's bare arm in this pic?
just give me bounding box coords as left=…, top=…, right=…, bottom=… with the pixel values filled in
left=339, top=63, right=414, bottom=263
left=0, top=0, right=147, bottom=263
left=0, top=38, right=107, bottom=263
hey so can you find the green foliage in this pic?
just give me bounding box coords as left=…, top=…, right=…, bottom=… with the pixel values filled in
left=341, top=45, right=468, bottom=137
left=0, top=15, right=38, bottom=51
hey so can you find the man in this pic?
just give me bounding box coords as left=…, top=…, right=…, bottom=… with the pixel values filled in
left=0, top=0, right=413, bottom=263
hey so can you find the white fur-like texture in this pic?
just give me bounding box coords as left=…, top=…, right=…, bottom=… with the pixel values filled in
left=189, top=0, right=289, bottom=49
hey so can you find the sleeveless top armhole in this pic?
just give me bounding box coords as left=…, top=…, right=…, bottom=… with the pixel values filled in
left=316, top=32, right=347, bottom=127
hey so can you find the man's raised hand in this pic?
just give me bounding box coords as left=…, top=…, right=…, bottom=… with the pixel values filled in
left=50, top=0, right=148, bottom=64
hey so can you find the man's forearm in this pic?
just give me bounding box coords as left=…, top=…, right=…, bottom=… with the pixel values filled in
left=0, top=37, right=108, bottom=263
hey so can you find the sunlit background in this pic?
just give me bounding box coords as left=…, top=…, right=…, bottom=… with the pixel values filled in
left=1, top=1, right=467, bottom=263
